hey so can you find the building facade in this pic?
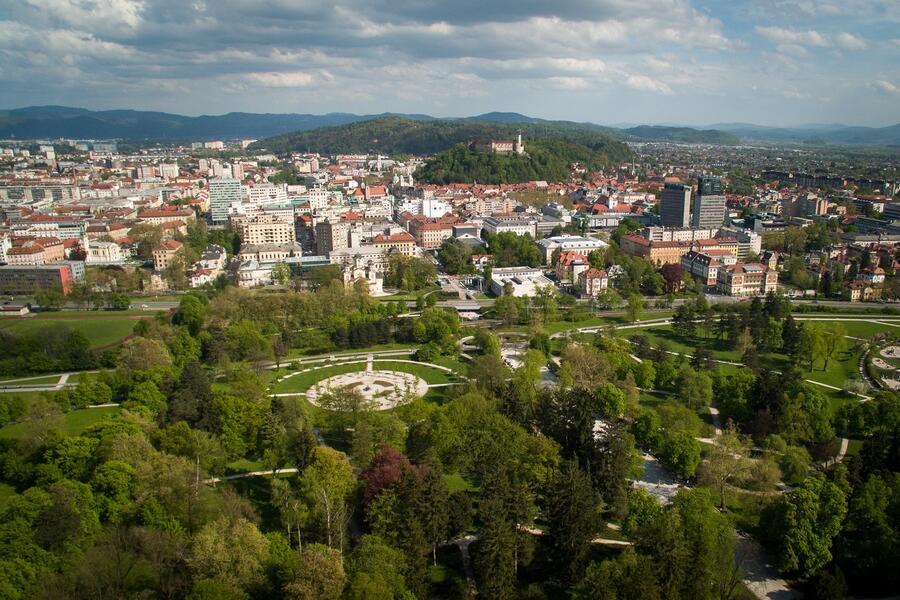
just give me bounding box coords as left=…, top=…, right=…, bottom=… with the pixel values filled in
left=208, top=177, right=242, bottom=224
left=660, top=182, right=691, bottom=228
left=691, top=177, right=726, bottom=229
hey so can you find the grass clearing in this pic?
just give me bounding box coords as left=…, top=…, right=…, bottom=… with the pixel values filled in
left=0, top=312, right=145, bottom=347
left=0, top=406, right=120, bottom=440
left=0, top=374, right=62, bottom=386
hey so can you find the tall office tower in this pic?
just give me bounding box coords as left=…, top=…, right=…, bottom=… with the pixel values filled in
left=660, top=182, right=691, bottom=227
left=208, top=177, right=242, bottom=224
left=692, top=176, right=726, bottom=229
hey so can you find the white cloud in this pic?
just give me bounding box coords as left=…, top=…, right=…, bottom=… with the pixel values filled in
left=756, top=26, right=829, bottom=47
left=868, top=80, right=900, bottom=95
left=242, top=71, right=316, bottom=88
left=548, top=76, right=590, bottom=90
left=625, top=74, right=673, bottom=95
left=835, top=32, right=866, bottom=50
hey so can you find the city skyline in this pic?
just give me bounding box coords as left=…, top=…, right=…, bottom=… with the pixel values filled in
left=0, top=0, right=898, bottom=127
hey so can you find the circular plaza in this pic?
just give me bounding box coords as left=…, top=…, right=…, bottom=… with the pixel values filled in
left=306, top=369, right=429, bottom=410
left=271, top=355, right=463, bottom=410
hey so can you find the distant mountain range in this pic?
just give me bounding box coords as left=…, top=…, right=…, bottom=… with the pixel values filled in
left=709, top=122, right=900, bottom=146
left=0, top=106, right=897, bottom=147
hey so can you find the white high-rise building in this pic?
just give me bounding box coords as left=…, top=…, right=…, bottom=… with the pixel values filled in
left=246, top=183, right=288, bottom=206
left=209, top=177, right=242, bottom=224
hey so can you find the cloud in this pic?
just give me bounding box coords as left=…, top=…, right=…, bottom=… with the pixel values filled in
left=0, top=0, right=895, bottom=126
left=242, top=71, right=317, bottom=88
left=835, top=32, right=866, bottom=50
left=868, top=80, right=900, bottom=95
left=625, top=75, right=673, bottom=95
left=756, top=26, right=830, bottom=47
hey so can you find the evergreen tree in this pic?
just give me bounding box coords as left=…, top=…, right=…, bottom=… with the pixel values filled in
left=546, top=460, right=602, bottom=583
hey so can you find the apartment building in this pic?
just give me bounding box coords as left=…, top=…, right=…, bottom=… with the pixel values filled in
left=372, top=232, right=416, bottom=257
left=315, top=219, right=351, bottom=255
left=0, top=263, right=76, bottom=295
left=153, top=240, right=183, bottom=271
left=681, top=250, right=736, bottom=289
left=482, top=215, right=537, bottom=237
left=137, top=207, right=196, bottom=226
left=716, top=263, right=778, bottom=297
left=232, top=213, right=296, bottom=245
left=5, top=237, right=66, bottom=266
left=577, top=268, right=609, bottom=297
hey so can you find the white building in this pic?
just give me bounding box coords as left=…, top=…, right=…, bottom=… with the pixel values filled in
left=489, top=266, right=554, bottom=297
left=482, top=215, right=537, bottom=237
left=245, top=183, right=288, bottom=206
left=534, top=235, right=608, bottom=263
left=86, top=241, right=124, bottom=264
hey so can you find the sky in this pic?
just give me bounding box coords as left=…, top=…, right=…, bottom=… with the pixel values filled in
left=0, top=0, right=898, bottom=127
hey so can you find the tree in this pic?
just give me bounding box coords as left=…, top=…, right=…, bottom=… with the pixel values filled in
left=697, top=423, right=754, bottom=509
left=419, top=461, right=451, bottom=564
left=837, top=474, right=900, bottom=591
left=764, top=476, right=847, bottom=579
left=300, top=447, right=355, bottom=551
left=820, top=322, right=847, bottom=371
left=191, top=517, right=270, bottom=591
left=385, top=255, right=436, bottom=291
left=272, top=261, right=292, bottom=285
left=661, top=432, right=702, bottom=480
left=282, top=544, right=346, bottom=600
left=797, top=322, right=826, bottom=371
left=437, top=238, right=471, bottom=274
left=34, top=287, right=66, bottom=311
left=345, top=535, right=411, bottom=600
left=677, top=366, right=713, bottom=409
left=493, top=295, right=519, bottom=326
left=573, top=549, right=661, bottom=600
left=475, top=470, right=519, bottom=600
left=117, top=337, right=172, bottom=374
left=546, top=460, right=601, bottom=583
left=659, top=263, right=684, bottom=294
left=626, top=294, right=644, bottom=323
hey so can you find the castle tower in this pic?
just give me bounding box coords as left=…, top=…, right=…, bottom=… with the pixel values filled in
left=515, top=130, right=524, bottom=155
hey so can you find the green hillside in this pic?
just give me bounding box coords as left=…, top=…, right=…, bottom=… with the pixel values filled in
left=251, top=116, right=632, bottom=161
left=624, top=125, right=740, bottom=144
left=416, top=139, right=615, bottom=184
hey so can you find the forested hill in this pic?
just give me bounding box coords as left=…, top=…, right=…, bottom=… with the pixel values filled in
left=416, top=140, right=617, bottom=184
left=251, top=116, right=632, bottom=161
left=624, top=125, right=740, bottom=144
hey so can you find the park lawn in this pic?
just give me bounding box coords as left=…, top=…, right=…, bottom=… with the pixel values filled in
left=225, top=457, right=266, bottom=474
left=0, top=313, right=142, bottom=347
left=0, top=406, right=120, bottom=440
left=0, top=374, right=62, bottom=386
left=444, top=472, right=478, bottom=493
left=712, top=485, right=778, bottom=536
left=845, top=439, right=864, bottom=457
left=836, top=320, right=900, bottom=339
left=800, top=344, right=864, bottom=390
left=287, top=342, right=418, bottom=359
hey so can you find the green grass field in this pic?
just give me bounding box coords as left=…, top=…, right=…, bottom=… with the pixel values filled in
left=0, top=312, right=144, bottom=347
left=272, top=359, right=461, bottom=394
left=0, top=406, right=120, bottom=440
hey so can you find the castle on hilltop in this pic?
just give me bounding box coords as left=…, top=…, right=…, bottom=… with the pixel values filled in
left=468, top=131, right=525, bottom=155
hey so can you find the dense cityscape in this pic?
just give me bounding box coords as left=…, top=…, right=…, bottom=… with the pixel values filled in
left=1, top=1, right=900, bottom=600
